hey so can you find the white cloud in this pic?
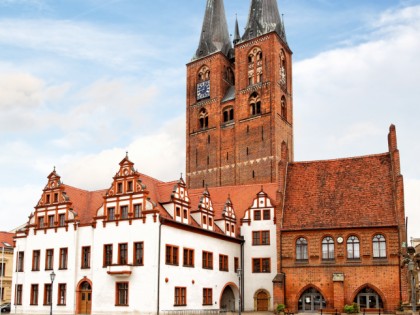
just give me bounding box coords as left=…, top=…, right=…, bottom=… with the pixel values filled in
left=294, top=5, right=420, bottom=238
left=58, top=116, right=185, bottom=190
left=405, top=179, right=420, bottom=239
left=0, top=72, right=44, bottom=110
left=294, top=4, right=420, bottom=160
left=0, top=184, right=40, bottom=232
left=0, top=19, right=157, bottom=69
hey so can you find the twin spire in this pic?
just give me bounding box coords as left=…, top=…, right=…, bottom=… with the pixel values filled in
left=194, top=0, right=232, bottom=60
left=194, top=0, right=287, bottom=60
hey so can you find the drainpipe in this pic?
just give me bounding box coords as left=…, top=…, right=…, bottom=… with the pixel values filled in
left=157, top=218, right=164, bottom=315
left=240, top=238, right=244, bottom=312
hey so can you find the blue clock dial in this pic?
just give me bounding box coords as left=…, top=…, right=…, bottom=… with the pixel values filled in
left=197, top=80, right=210, bottom=100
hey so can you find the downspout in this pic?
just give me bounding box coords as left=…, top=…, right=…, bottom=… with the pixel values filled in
left=240, top=238, right=245, bottom=312
left=74, top=221, right=80, bottom=314
left=157, top=218, right=164, bottom=315
left=281, top=162, right=289, bottom=306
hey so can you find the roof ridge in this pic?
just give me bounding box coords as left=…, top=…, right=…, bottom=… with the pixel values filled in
left=292, top=152, right=390, bottom=165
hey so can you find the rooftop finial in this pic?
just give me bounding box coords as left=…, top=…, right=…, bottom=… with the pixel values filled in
left=233, top=14, right=241, bottom=45
left=126, top=151, right=129, bottom=158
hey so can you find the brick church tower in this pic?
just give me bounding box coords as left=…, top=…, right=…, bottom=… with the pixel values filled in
left=186, top=0, right=293, bottom=189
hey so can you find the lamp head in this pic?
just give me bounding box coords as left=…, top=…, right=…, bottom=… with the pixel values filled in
left=50, top=271, right=56, bottom=282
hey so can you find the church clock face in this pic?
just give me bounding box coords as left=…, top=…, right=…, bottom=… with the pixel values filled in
left=197, top=80, right=210, bottom=100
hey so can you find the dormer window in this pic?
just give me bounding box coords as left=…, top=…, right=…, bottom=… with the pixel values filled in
left=117, top=183, right=123, bottom=194
left=46, top=194, right=50, bottom=204
left=127, top=181, right=133, bottom=192
left=54, top=193, right=58, bottom=203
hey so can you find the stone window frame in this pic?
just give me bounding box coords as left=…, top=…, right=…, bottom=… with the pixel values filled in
left=296, top=237, right=308, bottom=261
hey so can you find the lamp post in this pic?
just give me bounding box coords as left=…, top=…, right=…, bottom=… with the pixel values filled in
left=50, top=271, right=55, bottom=315
left=237, top=268, right=242, bottom=315
left=401, top=246, right=419, bottom=313
left=0, top=243, right=4, bottom=305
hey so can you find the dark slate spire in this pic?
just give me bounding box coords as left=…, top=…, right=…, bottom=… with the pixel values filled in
left=242, top=0, right=287, bottom=43
left=194, top=0, right=232, bottom=60
left=233, top=15, right=241, bottom=45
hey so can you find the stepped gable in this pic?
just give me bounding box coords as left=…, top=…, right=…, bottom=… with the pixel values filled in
left=63, top=185, right=106, bottom=225
left=283, top=153, right=396, bottom=230
left=188, top=182, right=278, bottom=220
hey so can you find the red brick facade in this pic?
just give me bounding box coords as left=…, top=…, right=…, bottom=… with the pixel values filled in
left=186, top=0, right=406, bottom=312
left=186, top=31, right=293, bottom=189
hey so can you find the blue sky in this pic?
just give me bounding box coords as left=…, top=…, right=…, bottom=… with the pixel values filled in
left=1, top=0, right=420, bottom=239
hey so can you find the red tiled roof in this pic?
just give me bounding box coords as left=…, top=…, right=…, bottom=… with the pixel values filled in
left=156, top=180, right=178, bottom=204
left=0, top=231, right=14, bottom=246
left=283, top=153, right=396, bottom=230
left=63, top=185, right=107, bottom=225
left=188, top=183, right=279, bottom=219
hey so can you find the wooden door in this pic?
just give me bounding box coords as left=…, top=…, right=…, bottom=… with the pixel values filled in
left=257, top=291, right=268, bottom=311
left=79, top=282, right=92, bottom=314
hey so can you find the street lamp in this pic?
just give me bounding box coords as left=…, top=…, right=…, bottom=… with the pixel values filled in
left=50, top=271, right=56, bottom=315
left=237, top=268, right=242, bottom=315
left=401, top=246, right=420, bottom=313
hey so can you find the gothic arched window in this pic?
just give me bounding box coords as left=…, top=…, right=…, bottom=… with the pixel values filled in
left=248, top=47, right=263, bottom=86
left=249, top=92, right=261, bottom=116
left=280, top=50, right=287, bottom=85
left=281, top=96, right=287, bottom=120
left=223, top=106, right=234, bottom=123
left=296, top=237, right=308, bottom=260
left=199, top=109, right=208, bottom=129
left=322, top=236, right=334, bottom=260
left=372, top=234, right=386, bottom=258
left=198, top=65, right=210, bottom=82
left=347, top=236, right=360, bottom=259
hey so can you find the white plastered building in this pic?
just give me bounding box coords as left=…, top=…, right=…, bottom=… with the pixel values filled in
left=12, top=156, right=279, bottom=314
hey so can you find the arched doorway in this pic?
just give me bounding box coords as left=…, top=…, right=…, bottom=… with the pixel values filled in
left=354, top=287, right=383, bottom=309
left=220, top=286, right=235, bottom=312
left=298, top=288, right=326, bottom=312
left=77, top=280, right=92, bottom=314
left=254, top=289, right=270, bottom=311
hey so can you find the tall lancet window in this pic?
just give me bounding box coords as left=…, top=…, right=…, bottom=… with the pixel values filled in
left=248, top=47, right=263, bottom=86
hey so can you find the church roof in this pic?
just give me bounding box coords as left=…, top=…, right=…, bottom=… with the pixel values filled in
left=242, top=0, right=287, bottom=44
left=193, top=0, right=232, bottom=60
left=283, top=153, right=396, bottom=230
